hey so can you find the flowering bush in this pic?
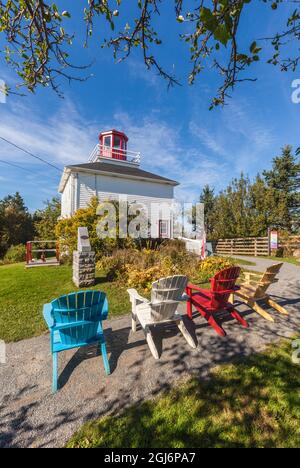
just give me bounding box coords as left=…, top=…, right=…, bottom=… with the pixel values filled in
left=96, top=240, right=237, bottom=293
left=194, top=256, right=236, bottom=283
left=97, top=242, right=200, bottom=292
left=126, top=265, right=163, bottom=291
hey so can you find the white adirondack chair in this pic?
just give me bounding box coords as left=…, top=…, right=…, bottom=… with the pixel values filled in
left=128, top=275, right=197, bottom=359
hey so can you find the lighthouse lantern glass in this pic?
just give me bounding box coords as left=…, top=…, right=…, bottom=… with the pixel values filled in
left=114, top=136, right=122, bottom=148
left=104, top=136, right=111, bottom=148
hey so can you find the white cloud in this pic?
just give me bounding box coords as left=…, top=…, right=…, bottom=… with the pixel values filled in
left=189, top=121, right=229, bottom=157
left=222, top=100, right=274, bottom=150
left=126, top=60, right=159, bottom=88
left=188, top=98, right=275, bottom=179
left=0, top=99, right=230, bottom=204
left=113, top=111, right=223, bottom=201
left=0, top=99, right=100, bottom=168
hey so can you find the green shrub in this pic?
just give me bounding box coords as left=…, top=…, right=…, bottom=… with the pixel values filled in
left=3, top=244, right=25, bottom=264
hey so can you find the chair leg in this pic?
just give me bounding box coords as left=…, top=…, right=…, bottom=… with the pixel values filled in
left=265, top=297, right=289, bottom=316
left=100, top=340, right=111, bottom=375
left=132, top=313, right=137, bottom=332
left=177, top=319, right=197, bottom=349
left=52, top=352, right=58, bottom=393
left=252, top=301, right=275, bottom=322
left=206, top=313, right=227, bottom=337
left=145, top=326, right=159, bottom=360
left=230, top=309, right=249, bottom=328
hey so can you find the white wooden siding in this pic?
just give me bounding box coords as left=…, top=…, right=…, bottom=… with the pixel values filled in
left=61, top=170, right=176, bottom=237
left=61, top=176, right=72, bottom=217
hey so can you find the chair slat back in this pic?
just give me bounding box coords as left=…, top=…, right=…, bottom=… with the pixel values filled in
left=150, top=275, right=188, bottom=322
left=210, top=267, right=241, bottom=309
left=254, top=263, right=283, bottom=298
left=51, top=291, right=108, bottom=346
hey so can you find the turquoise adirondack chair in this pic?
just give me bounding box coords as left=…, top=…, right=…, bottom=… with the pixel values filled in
left=43, top=290, right=110, bottom=393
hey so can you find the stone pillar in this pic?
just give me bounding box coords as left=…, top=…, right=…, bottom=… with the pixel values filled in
left=73, top=251, right=95, bottom=288
left=73, top=227, right=96, bottom=288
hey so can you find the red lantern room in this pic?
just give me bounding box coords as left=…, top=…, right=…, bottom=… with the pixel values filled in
left=99, top=130, right=128, bottom=161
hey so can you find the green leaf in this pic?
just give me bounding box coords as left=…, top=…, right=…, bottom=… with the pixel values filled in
left=214, top=25, right=230, bottom=46
left=200, top=7, right=218, bottom=32
left=250, top=41, right=257, bottom=53
left=250, top=41, right=262, bottom=55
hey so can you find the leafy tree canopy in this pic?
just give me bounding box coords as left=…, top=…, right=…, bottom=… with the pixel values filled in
left=0, top=1, right=300, bottom=106
left=0, top=192, right=34, bottom=257
left=33, top=196, right=61, bottom=240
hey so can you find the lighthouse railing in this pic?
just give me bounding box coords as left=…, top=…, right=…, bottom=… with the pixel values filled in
left=88, top=144, right=141, bottom=165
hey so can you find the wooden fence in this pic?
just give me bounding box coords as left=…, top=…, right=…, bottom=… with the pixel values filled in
left=279, top=235, right=300, bottom=251
left=216, top=235, right=300, bottom=257
left=216, top=237, right=269, bottom=256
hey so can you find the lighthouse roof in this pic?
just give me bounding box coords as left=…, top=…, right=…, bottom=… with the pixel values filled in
left=58, top=160, right=178, bottom=193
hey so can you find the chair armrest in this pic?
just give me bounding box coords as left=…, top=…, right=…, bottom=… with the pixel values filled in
left=243, top=271, right=262, bottom=280
left=127, top=288, right=149, bottom=305
left=43, top=303, right=54, bottom=330
left=211, top=285, right=240, bottom=296
left=186, top=283, right=206, bottom=293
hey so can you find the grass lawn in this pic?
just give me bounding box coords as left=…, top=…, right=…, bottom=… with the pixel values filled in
left=67, top=339, right=300, bottom=449
left=0, top=258, right=264, bottom=343
left=0, top=263, right=131, bottom=343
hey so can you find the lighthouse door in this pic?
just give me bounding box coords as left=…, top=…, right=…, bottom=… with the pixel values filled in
left=102, top=135, right=112, bottom=158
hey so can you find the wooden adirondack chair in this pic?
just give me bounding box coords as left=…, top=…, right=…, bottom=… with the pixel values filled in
left=128, top=275, right=197, bottom=360
left=235, top=263, right=288, bottom=322
left=43, top=290, right=110, bottom=393
left=186, top=267, right=249, bottom=337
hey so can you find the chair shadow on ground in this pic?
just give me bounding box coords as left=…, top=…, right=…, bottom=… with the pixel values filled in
left=56, top=308, right=260, bottom=390
left=53, top=290, right=300, bottom=392
left=57, top=307, right=254, bottom=391
left=58, top=325, right=146, bottom=390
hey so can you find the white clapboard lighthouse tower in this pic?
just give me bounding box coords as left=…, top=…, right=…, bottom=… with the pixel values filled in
left=59, top=129, right=179, bottom=238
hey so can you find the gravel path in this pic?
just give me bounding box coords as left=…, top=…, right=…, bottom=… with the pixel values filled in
left=0, top=259, right=299, bottom=448
left=233, top=255, right=299, bottom=282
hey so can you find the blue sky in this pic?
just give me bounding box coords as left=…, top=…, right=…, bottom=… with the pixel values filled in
left=0, top=1, right=299, bottom=211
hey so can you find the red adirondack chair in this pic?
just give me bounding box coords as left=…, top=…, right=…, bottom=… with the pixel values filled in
left=186, top=267, right=249, bottom=337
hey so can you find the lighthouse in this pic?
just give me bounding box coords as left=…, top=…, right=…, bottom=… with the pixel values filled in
left=58, top=129, right=179, bottom=238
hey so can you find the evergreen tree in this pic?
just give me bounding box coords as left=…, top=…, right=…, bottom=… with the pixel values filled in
left=263, top=146, right=300, bottom=231
left=200, top=185, right=215, bottom=237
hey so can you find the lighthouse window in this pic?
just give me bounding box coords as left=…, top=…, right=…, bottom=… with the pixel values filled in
left=159, top=220, right=169, bottom=238
left=114, top=136, right=122, bottom=148
left=104, top=136, right=111, bottom=147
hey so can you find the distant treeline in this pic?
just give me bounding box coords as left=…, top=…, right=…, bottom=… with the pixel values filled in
left=0, top=145, right=299, bottom=260
left=199, top=145, right=300, bottom=240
